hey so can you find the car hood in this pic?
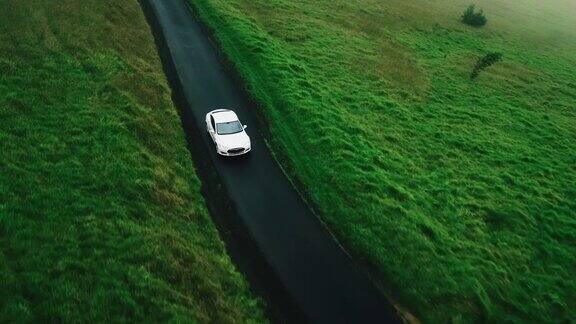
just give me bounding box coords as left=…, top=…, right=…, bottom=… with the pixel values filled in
left=216, top=131, right=250, bottom=148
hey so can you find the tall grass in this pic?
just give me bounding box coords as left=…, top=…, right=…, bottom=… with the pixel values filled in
left=189, top=0, right=576, bottom=322
left=0, top=0, right=264, bottom=321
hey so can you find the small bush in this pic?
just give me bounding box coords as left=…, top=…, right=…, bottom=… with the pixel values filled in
left=462, top=5, right=487, bottom=27
left=471, top=52, right=502, bottom=79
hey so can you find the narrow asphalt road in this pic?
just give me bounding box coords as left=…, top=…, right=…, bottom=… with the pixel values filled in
left=144, top=0, right=401, bottom=322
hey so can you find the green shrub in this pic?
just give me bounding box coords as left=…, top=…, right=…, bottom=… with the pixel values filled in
left=462, top=5, right=487, bottom=27
left=471, top=52, right=502, bottom=79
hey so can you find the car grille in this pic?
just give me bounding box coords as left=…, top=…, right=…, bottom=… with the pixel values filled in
left=227, top=148, right=245, bottom=154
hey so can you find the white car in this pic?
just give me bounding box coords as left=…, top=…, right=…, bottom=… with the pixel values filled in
left=205, top=109, right=251, bottom=156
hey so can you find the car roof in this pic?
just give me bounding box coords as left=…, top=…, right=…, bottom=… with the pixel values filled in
left=212, top=110, right=239, bottom=123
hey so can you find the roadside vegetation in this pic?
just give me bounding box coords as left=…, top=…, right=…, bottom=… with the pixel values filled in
left=471, top=52, right=502, bottom=79
left=189, top=0, right=576, bottom=322
left=461, top=5, right=487, bottom=27
left=0, top=0, right=264, bottom=322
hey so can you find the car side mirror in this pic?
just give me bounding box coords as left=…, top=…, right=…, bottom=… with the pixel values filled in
left=243, top=125, right=248, bottom=130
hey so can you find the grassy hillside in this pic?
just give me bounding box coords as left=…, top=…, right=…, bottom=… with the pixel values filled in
left=0, top=0, right=264, bottom=322
left=189, top=0, right=576, bottom=322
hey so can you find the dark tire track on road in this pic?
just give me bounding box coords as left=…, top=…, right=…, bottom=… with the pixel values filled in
left=141, top=0, right=401, bottom=322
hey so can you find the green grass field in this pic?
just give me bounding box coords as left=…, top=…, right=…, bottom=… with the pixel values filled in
left=189, top=0, right=576, bottom=322
left=0, top=0, right=264, bottom=321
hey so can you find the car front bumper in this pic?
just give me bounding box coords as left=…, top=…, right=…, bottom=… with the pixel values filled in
left=217, top=146, right=251, bottom=156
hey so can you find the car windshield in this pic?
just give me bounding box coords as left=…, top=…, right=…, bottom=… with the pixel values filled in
left=216, top=121, right=243, bottom=135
